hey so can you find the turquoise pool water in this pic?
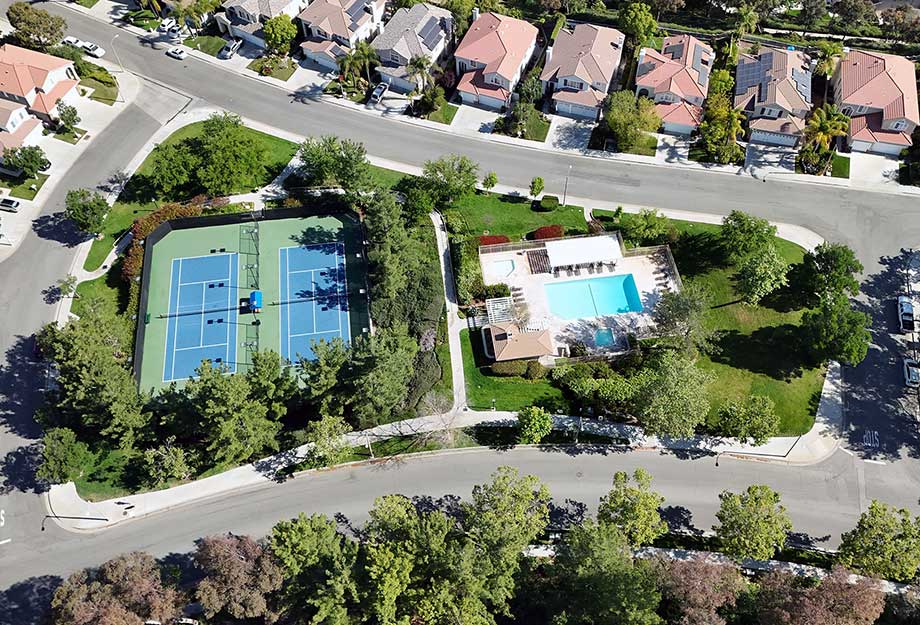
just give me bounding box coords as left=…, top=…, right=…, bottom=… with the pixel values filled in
left=595, top=328, right=615, bottom=347
left=544, top=274, right=643, bottom=320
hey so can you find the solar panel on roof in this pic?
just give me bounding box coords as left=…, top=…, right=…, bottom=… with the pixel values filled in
left=346, top=0, right=367, bottom=21
left=419, top=17, right=443, bottom=50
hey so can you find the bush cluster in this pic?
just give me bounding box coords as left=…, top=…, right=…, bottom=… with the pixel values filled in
left=491, top=360, right=528, bottom=377
left=536, top=195, right=560, bottom=212
left=530, top=224, right=564, bottom=240
left=479, top=234, right=511, bottom=245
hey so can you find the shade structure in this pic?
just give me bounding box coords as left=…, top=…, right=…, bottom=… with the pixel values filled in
left=545, top=234, right=623, bottom=269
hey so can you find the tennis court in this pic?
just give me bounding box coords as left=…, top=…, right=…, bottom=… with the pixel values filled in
left=279, top=242, right=350, bottom=362
left=163, top=253, right=239, bottom=382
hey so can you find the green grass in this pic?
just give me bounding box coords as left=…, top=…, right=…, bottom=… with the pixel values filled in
left=450, top=192, right=587, bottom=239
left=623, top=134, right=658, bottom=157
left=688, top=143, right=745, bottom=166
left=74, top=448, right=135, bottom=501
left=831, top=153, right=850, bottom=178
left=460, top=328, right=566, bottom=412
left=75, top=0, right=100, bottom=7
left=184, top=35, right=227, bottom=57
left=247, top=56, right=297, bottom=81
left=84, top=122, right=297, bottom=271
left=323, top=80, right=368, bottom=103
left=368, top=164, right=407, bottom=190
left=123, top=9, right=160, bottom=30
left=426, top=102, right=459, bottom=125
left=72, top=267, right=129, bottom=318
left=493, top=105, right=551, bottom=142
left=0, top=173, right=48, bottom=200
left=603, top=213, right=824, bottom=435
left=51, top=127, right=86, bottom=144
left=431, top=316, right=453, bottom=402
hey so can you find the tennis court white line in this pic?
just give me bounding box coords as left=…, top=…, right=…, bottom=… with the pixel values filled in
left=170, top=258, right=184, bottom=381
left=225, top=253, right=232, bottom=369
left=174, top=278, right=234, bottom=287
left=288, top=330, right=341, bottom=339
left=171, top=251, right=235, bottom=262
left=175, top=342, right=231, bottom=352
left=198, top=282, right=207, bottom=346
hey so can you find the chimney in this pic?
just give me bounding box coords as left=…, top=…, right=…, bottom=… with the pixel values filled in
left=545, top=45, right=553, bottom=66
left=472, top=7, right=480, bottom=22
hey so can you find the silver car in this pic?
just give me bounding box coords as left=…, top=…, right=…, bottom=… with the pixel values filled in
left=0, top=198, right=20, bottom=213
left=898, top=295, right=915, bottom=333
left=904, top=358, right=920, bottom=388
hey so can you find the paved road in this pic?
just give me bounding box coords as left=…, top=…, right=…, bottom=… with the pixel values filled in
left=0, top=4, right=918, bottom=619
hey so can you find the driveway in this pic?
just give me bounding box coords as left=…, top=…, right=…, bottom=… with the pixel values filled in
left=451, top=104, right=501, bottom=133
left=547, top=116, right=593, bottom=152
left=744, top=143, right=797, bottom=179
left=656, top=134, right=690, bottom=164
left=849, top=152, right=901, bottom=188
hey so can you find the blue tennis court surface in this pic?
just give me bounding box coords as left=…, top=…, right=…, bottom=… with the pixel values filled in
left=163, top=253, right=239, bottom=382
left=279, top=242, right=350, bottom=362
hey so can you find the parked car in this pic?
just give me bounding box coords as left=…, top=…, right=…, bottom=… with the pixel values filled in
left=158, top=18, right=177, bottom=32
left=898, top=295, right=915, bottom=333
left=167, top=25, right=184, bottom=40
left=62, top=36, right=85, bottom=49
left=217, top=38, right=243, bottom=60
left=371, top=82, right=389, bottom=103
left=81, top=42, right=106, bottom=58
left=39, top=158, right=51, bottom=172
left=0, top=198, right=20, bottom=213
left=904, top=358, right=920, bottom=388
left=166, top=47, right=188, bottom=60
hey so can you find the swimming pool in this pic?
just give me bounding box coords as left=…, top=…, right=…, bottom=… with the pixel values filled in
left=544, top=274, right=643, bottom=320
left=490, top=259, right=515, bottom=277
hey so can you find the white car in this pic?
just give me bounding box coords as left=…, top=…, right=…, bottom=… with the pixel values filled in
left=370, top=82, right=389, bottom=103
left=898, top=295, right=915, bottom=333
left=167, top=26, right=184, bottom=40
left=158, top=18, right=177, bottom=32
left=166, top=47, right=188, bottom=60
left=62, top=36, right=85, bottom=49
left=81, top=42, right=106, bottom=58
left=904, top=358, right=920, bottom=388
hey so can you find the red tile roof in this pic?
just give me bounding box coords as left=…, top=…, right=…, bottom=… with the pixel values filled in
left=0, top=44, right=72, bottom=99
left=850, top=111, right=912, bottom=147
left=656, top=100, right=703, bottom=128
left=454, top=12, right=537, bottom=81
left=456, top=67, right=510, bottom=101
left=837, top=49, right=919, bottom=126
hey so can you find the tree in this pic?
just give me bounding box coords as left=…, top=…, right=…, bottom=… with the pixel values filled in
left=721, top=210, right=777, bottom=263
left=623, top=207, right=668, bottom=244
left=737, top=244, right=788, bottom=305
left=142, top=436, right=191, bottom=487
left=801, top=242, right=863, bottom=303
left=7, top=2, right=66, bottom=51
left=550, top=520, right=661, bottom=625
left=708, top=68, right=734, bottom=96
left=482, top=171, right=498, bottom=192
left=881, top=5, right=917, bottom=41
left=407, top=54, right=433, bottom=92
left=838, top=500, right=920, bottom=582
left=813, top=40, right=843, bottom=100
left=349, top=324, right=418, bottom=428
left=517, top=405, right=553, bottom=444
left=147, top=141, right=200, bottom=197
left=57, top=274, right=79, bottom=299
left=801, top=292, right=870, bottom=365
left=184, top=360, right=280, bottom=465
left=36, top=427, right=93, bottom=483
left=530, top=176, right=544, bottom=198
left=631, top=350, right=714, bottom=438
left=518, top=72, right=542, bottom=104
left=195, top=533, right=284, bottom=621
left=620, top=2, right=658, bottom=50
left=596, top=468, right=667, bottom=547
left=800, top=565, right=886, bottom=625
left=422, top=153, right=478, bottom=204
left=606, top=91, right=660, bottom=152
left=301, top=337, right=349, bottom=418
left=714, top=484, right=792, bottom=560
left=197, top=112, right=265, bottom=196
left=800, top=0, right=827, bottom=32
left=304, top=414, right=351, bottom=467
left=65, top=189, right=108, bottom=235
left=262, top=15, right=297, bottom=56
left=647, top=0, right=685, bottom=20
left=835, top=0, right=876, bottom=29
left=2, top=144, right=46, bottom=178
left=246, top=349, right=297, bottom=421
left=804, top=104, right=849, bottom=153
left=718, top=395, right=779, bottom=445
left=699, top=92, right=745, bottom=164
left=655, top=558, right=745, bottom=625
left=652, top=282, right=714, bottom=352
left=269, top=513, right=359, bottom=621
left=56, top=101, right=80, bottom=134
left=51, top=552, right=181, bottom=625
left=413, top=83, right=446, bottom=116
left=337, top=50, right=359, bottom=88
left=353, top=39, right=379, bottom=83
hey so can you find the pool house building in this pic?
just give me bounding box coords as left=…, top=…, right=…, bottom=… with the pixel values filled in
left=479, top=232, right=681, bottom=361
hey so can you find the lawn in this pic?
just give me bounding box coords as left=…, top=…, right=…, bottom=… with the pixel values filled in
left=623, top=133, right=658, bottom=157
left=460, top=328, right=566, bottom=411
left=323, top=80, right=368, bottom=103
left=184, top=35, right=227, bottom=57
left=493, top=104, right=551, bottom=142
left=449, top=192, right=587, bottom=239
left=831, top=153, right=850, bottom=178
left=123, top=9, right=160, bottom=30
left=431, top=315, right=453, bottom=401
left=79, top=62, right=119, bottom=105
left=604, top=212, right=825, bottom=435
left=51, top=127, right=87, bottom=144
left=247, top=56, right=297, bottom=81
left=0, top=173, right=48, bottom=200
left=426, top=102, right=459, bottom=125
left=368, top=164, right=407, bottom=190
left=84, top=122, right=297, bottom=271
left=72, top=267, right=130, bottom=318
left=75, top=0, right=100, bottom=6
left=688, top=143, right=745, bottom=166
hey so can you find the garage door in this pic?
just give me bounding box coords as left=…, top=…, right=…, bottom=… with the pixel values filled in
left=868, top=142, right=903, bottom=156
left=751, top=130, right=797, bottom=147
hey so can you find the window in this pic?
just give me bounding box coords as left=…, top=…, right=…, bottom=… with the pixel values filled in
left=892, top=120, right=907, bottom=131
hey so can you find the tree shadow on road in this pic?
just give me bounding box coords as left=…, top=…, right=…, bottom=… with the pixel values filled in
left=0, top=335, right=46, bottom=441
left=0, top=442, right=48, bottom=495
left=31, top=212, right=87, bottom=248
left=659, top=504, right=703, bottom=536
left=0, top=575, right=62, bottom=625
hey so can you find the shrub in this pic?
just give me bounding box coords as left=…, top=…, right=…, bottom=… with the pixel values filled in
left=491, top=360, right=528, bottom=377
left=531, top=224, right=564, bottom=240
left=441, top=209, right=469, bottom=235
left=479, top=234, right=511, bottom=245
left=569, top=341, right=588, bottom=357
left=404, top=350, right=443, bottom=409
left=537, top=195, right=560, bottom=212
left=525, top=360, right=548, bottom=380
left=121, top=202, right=204, bottom=282
left=480, top=283, right=511, bottom=299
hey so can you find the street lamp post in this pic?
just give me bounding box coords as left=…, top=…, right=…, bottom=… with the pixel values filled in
left=562, top=164, right=572, bottom=206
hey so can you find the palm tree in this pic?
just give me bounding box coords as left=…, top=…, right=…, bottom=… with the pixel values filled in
left=813, top=40, right=843, bottom=101
left=140, top=0, right=164, bottom=17
left=730, top=3, right=759, bottom=62
left=804, top=104, right=849, bottom=152
left=337, top=51, right=358, bottom=95
left=353, top=40, right=379, bottom=84
left=407, top=55, right=432, bottom=94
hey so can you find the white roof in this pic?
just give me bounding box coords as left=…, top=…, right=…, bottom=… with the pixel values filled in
left=545, top=235, right=622, bottom=267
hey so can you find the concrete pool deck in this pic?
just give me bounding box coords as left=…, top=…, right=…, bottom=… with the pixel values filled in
left=480, top=244, right=680, bottom=356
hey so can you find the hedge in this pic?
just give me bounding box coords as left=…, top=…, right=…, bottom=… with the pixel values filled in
left=525, top=360, right=548, bottom=380
left=479, top=234, right=511, bottom=245
left=481, top=283, right=511, bottom=299
left=537, top=195, right=559, bottom=212
left=122, top=202, right=204, bottom=282
left=404, top=349, right=443, bottom=410
left=531, top=224, right=564, bottom=240
left=491, top=360, right=528, bottom=377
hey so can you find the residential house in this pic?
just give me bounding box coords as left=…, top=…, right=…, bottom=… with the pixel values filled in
left=298, top=0, right=386, bottom=72
left=489, top=321, right=554, bottom=362
left=833, top=49, right=919, bottom=155
left=0, top=43, right=79, bottom=153
left=635, top=34, right=714, bottom=135
left=216, top=0, right=305, bottom=49
left=454, top=10, right=538, bottom=110
left=540, top=23, right=624, bottom=121
left=734, top=49, right=813, bottom=147
left=371, top=3, right=453, bottom=93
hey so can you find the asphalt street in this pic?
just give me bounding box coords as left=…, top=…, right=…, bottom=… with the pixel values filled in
left=0, top=3, right=918, bottom=620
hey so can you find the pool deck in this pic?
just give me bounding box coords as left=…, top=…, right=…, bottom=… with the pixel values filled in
left=480, top=246, right=680, bottom=356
